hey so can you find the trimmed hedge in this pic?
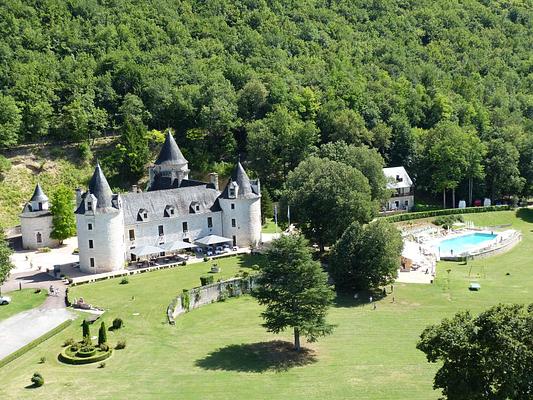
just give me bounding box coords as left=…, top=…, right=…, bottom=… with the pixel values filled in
left=381, top=205, right=511, bottom=223
left=0, top=319, right=73, bottom=369
left=58, top=346, right=112, bottom=365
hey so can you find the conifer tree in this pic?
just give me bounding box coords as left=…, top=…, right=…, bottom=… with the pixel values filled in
left=253, top=234, right=334, bottom=351
left=98, top=322, right=107, bottom=345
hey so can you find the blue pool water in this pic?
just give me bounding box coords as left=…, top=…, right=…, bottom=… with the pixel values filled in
left=437, top=233, right=497, bottom=255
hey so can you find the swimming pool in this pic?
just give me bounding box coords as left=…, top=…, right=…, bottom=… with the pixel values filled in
left=436, top=233, right=497, bottom=256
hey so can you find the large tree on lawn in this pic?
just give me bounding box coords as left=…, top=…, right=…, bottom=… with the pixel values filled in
left=253, top=234, right=334, bottom=351
left=50, top=185, right=76, bottom=245
left=329, top=220, right=402, bottom=292
left=417, top=303, right=533, bottom=400
left=282, top=156, right=374, bottom=251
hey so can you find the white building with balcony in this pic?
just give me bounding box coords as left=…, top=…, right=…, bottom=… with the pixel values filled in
left=383, top=166, right=414, bottom=211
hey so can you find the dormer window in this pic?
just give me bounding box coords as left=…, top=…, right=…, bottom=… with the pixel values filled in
left=228, top=181, right=238, bottom=199
left=190, top=201, right=201, bottom=213
left=137, top=209, right=148, bottom=222
left=396, top=175, right=403, bottom=182
left=164, top=205, right=175, bottom=217
left=87, top=202, right=93, bottom=211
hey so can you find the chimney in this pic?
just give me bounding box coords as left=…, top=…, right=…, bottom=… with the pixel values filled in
left=209, top=172, right=219, bottom=190
left=75, top=188, right=82, bottom=208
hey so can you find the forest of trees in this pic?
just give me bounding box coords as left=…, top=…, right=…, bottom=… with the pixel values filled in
left=0, top=0, right=531, bottom=203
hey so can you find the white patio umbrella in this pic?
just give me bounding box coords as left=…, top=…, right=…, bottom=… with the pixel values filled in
left=131, top=245, right=164, bottom=257
left=160, top=240, right=197, bottom=252
left=194, top=235, right=233, bottom=246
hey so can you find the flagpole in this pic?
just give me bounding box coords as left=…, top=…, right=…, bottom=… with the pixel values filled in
left=287, top=205, right=291, bottom=229
left=274, top=205, right=278, bottom=235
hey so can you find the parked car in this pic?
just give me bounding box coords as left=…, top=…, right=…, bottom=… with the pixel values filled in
left=232, top=246, right=238, bottom=251
left=206, top=250, right=213, bottom=256
left=215, top=246, right=223, bottom=254
left=0, top=295, right=12, bottom=305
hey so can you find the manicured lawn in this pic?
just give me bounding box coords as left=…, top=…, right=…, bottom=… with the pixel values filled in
left=261, top=218, right=280, bottom=234
left=0, top=210, right=531, bottom=399
left=0, top=289, right=47, bottom=322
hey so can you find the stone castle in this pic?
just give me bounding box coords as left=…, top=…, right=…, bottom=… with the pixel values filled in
left=20, top=132, right=262, bottom=273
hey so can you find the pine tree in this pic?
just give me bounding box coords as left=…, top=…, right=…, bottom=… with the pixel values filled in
left=50, top=185, right=76, bottom=245
left=253, top=234, right=334, bottom=351
left=260, top=187, right=274, bottom=225
left=98, top=322, right=107, bottom=345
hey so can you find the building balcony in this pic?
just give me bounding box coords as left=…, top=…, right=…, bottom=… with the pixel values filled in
left=391, top=190, right=414, bottom=198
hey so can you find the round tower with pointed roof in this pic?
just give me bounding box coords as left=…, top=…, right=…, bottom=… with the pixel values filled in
left=148, top=131, right=189, bottom=190
left=218, top=161, right=261, bottom=248
left=20, top=183, right=59, bottom=249
left=75, top=163, right=125, bottom=273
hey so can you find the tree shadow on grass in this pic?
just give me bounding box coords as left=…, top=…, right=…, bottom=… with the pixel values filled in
left=516, top=208, right=533, bottom=224
left=334, top=290, right=388, bottom=308
left=195, top=340, right=317, bottom=373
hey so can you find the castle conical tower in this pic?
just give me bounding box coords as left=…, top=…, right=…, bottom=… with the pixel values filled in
left=75, top=163, right=125, bottom=273
left=218, top=161, right=261, bottom=247
left=20, top=183, right=59, bottom=249
left=148, top=131, right=189, bottom=190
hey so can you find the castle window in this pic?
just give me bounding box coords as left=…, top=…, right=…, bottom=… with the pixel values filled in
left=158, top=225, right=164, bottom=236
left=129, top=229, right=135, bottom=241
left=90, top=258, right=95, bottom=268
left=207, top=217, right=213, bottom=228
left=231, top=219, right=236, bottom=228
left=36, top=232, right=42, bottom=243
left=196, top=205, right=200, bottom=211
left=164, top=205, right=175, bottom=217
left=38, top=202, right=43, bottom=211
left=229, top=188, right=236, bottom=198
left=89, top=240, right=94, bottom=249
left=87, top=202, right=93, bottom=211
left=28, top=204, right=33, bottom=212
left=182, top=221, right=188, bottom=233
left=88, top=223, right=93, bottom=231
left=231, top=203, right=235, bottom=210
left=137, top=209, right=148, bottom=221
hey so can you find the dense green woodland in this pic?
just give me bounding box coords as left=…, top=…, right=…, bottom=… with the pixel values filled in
left=0, top=0, right=532, bottom=202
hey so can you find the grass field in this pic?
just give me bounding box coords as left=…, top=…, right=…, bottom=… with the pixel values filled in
left=262, top=218, right=280, bottom=234
left=0, top=289, right=47, bottom=322
left=0, top=210, right=531, bottom=399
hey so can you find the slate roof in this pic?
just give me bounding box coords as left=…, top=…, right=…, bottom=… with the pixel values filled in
left=88, top=162, right=115, bottom=209
left=29, top=183, right=48, bottom=202
left=220, top=162, right=260, bottom=199
left=121, top=184, right=221, bottom=225
left=154, top=132, right=187, bottom=166
left=383, top=166, right=413, bottom=189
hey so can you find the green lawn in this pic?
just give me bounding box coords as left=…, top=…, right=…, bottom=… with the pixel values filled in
left=0, top=289, right=47, bottom=321
left=0, top=210, right=531, bottom=399
left=261, top=218, right=280, bottom=234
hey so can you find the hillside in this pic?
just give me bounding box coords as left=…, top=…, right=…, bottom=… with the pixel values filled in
left=0, top=0, right=532, bottom=207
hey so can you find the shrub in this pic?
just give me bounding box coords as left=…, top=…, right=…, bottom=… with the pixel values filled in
left=39, top=356, right=46, bottom=364
left=37, top=247, right=51, bottom=253
left=78, top=141, right=93, bottom=163
left=82, top=320, right=90, bottom=340
left=200, top=275, right=214, bottom=286
left=218, top=289, right=229, bottom=302
left=63, top=338, right=75, bottom=347
left=98, top=322, right=107, bottom=345
left=99, top=362, right=106, bottom=368
left=115, top=340, right=126, bottom=350
left=70, top=344, right=79, bottom=352
left=0, top=155, right=12, bottom=180
left=112, top=318, right=123, bottom=330
left=120, top=277, right=129, bottom=285
left=77, top=347, right=97, bottom=358
left=433, top=214, right=464, bottom=229
left=182, top=289, right=190, bottom=311
left=181, top=261, right=187, bottom=266
left=203, top=256, right=209, bottom=262
left=31, top=372, right=44, bottom=387
left=99, top=343, right=109, bottom=352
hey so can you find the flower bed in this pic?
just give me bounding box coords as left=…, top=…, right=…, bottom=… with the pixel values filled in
left=58, top=345, right=112, bottom=365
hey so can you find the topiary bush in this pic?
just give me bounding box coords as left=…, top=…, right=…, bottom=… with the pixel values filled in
left=382, top=205, right=511, bottom=223
left=120, top=277, right=129, bottom=285
left=115, top=340, right=126, bottom=350
left=200, top=275, right=214, bottom=286
left=111, top=318, right=123, bottom=330
left=31, top=372, right=44, bottom=387
left=98, top=322, right=107, bottom=345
